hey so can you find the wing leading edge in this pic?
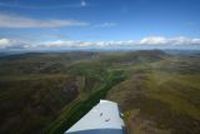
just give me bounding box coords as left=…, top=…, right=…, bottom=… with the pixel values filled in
left=64, top=100, right=126, bottom=134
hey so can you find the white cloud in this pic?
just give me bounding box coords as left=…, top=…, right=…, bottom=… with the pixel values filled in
left=37, top=36, right=200, bottom=49
left=0, top=38, right=10, bottom=45
left=138, top=36, right=200, bottom=45
left=94, top=22, right=117, bottom=28
left=139, top=36, right=167, bottom=45
left=1, top=36, right=200, bottom=50
left=0, top=38, right=10, bottom=48
left=0, top=38, right=33, bottom=49
left=40, top=40, right=95, bottom=48
left=0, top=13, right=89, bottom=28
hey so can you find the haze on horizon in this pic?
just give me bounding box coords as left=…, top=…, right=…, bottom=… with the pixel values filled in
left=0, top=0, right=200, bottom=51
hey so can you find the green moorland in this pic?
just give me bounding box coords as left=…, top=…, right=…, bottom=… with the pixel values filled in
left=0, top=50, right=199, bottom=134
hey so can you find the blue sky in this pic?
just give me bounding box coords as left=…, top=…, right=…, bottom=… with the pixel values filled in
left=0, top=0, right=200, bottom=50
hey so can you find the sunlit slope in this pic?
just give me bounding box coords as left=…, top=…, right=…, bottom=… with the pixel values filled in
left=106, top=55, right=200, bottom=134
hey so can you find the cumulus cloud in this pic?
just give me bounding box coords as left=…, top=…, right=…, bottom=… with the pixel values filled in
left=139, top=36, right=167, bottom=45
left=0, top=38, right=10, bottom=48
left=39, top=40, right=97, bottom=48
left=0, top=38, right=34, bottom=49
left=0, top=38, right=10, bottom=45
left=0, top=13, right=89, bottom=28
left=1, top=36, right=200, bottom=50
left=139, top=36, right=200, bottom=45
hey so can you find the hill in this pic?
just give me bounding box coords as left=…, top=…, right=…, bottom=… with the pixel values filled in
left=0, top=50, right=199, bottom=134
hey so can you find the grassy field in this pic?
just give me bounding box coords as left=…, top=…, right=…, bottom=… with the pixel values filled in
left=106, top=52, right=200, bottom=134
left=0, top=50, right=199, bottom=134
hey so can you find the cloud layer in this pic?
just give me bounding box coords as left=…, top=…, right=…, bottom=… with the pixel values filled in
left=139, top=36, right=200, bottom=45
left=1, top=36, right=200, bottom=50
left=0, top=13, right=88, bottom=28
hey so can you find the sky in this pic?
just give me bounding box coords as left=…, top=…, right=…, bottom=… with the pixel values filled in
left=0, top=0, right=200, bottom=51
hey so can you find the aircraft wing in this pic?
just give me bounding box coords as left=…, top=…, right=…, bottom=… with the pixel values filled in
left=64, top=100, right=126, bottom=134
